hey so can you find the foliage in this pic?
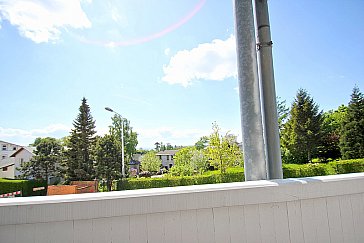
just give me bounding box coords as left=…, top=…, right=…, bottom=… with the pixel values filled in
left=109, top=114, right=138, bottom=169
left=170, top=147, right=195, bottom=176
left=206, top=122, right=243, bottom=173
left=95, top=135, right=121, bottom=191
left=329, top=158, right=364, bottom=174
left=18, top=137, right=62, bottom=186
left=154, top=142, right=182, bottom=152
left=340, top=86, right=364, bottom=159
left=64, top=97, right=97, bottom=181
left=195, top=136, right=209, bottom=150
left=191, top=149, right=209, bottom=174
left=116, top=158, right=364, bottom=190
left=317, top=106, right=347, bottom=161
left=282, top=163, right=336, bottom=178
left=117, top=168, right=245, bottom=190
left=0, top=178, right=47, bottom=196
left=281, top=89, right=323, bottom=163
left=277, top=97, right=289, bottom=133
left=140, top=151, right=161, bottom=172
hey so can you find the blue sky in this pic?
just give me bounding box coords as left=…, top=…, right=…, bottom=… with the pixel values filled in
left=0, top=0, right=363, bottom=149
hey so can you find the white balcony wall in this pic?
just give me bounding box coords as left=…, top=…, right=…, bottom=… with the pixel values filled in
left=1, top=173, right=364, bottom=243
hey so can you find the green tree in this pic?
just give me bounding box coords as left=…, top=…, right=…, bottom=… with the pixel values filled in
left=109, top=114, right=138, bottom=175
left=206, top=122, right=243, bottom=173
left=166, top=143, right=173, bottom=150
left=95, top=135, right=121, bottom=191
left=191, top=149, right=209, bottom=174
left=340, top=86, right=364, bottom=159
left=195, top=136, right=209, bottom=150
left=317, top=105, right=347, bottom=161
left=277, top=97, right=289, bottom=133
left=281, top=89, right=323, bottom=163
left=170, top=147, right=195, bottom=176
left=64, top=97, right=97, bottom=181
left=141, top=151, right=161, bottom=172
left=154, top=142, right=161, bottom=151
left=18, top=137, right=62, bottom=187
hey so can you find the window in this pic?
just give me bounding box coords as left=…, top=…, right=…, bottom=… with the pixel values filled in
left=20, top=158, right=24, bottom=166
left=2, top=145, right=6, bottom=151
left=2, top=167, right=8, bottom=171
left=2, top=155, right=6, bottom=160
left=13, top=146, right=17, bottom=150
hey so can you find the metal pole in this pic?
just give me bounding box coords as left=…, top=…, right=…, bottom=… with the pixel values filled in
left=121, top=117, right=125, bottom=178
left=254, top=0, right=283, bottom=179
left=233, top=0, right=268, bottom=181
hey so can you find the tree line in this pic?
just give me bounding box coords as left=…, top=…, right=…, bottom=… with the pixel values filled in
left=280, top=86, right=364, bottom=164
left=18, top=86, right=364, bottom=189
left=19, top=97, right=138, bottom=190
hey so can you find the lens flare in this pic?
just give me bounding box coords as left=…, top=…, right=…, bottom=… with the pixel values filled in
left=78, top=0, right=206, bottom=47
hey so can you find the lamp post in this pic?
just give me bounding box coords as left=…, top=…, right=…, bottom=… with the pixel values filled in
left=105, top=107, right=125, bottom=178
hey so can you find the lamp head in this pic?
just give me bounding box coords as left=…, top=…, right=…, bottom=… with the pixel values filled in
left=105, top=107, right=114, bottom=112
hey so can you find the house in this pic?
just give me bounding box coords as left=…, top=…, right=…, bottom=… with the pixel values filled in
left=0, top=140, right=21, bottom=161
left=155, top=150, right=179, bottom=169
left=0, top=145, right=34, bottom=179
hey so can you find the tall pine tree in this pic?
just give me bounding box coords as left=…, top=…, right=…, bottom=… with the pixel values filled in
left=281, top=89, right=323, bottom=163
left=340, top=86, right=364, bottom=159
left=64, top=97, right=97, bottom=181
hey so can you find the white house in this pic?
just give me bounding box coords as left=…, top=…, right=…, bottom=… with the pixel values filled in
left=0, top=140, right=21, bottom=161
left=155, top=150, right=178, bottom=169
left=0, top=145, right=34, bottom=179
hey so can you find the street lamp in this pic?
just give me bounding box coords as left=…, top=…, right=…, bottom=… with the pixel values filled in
left=105, top=107, right=125, bottom=178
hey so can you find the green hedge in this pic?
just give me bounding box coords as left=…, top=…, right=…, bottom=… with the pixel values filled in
left=117, top=159, right=364, bottom=190
left=0, top=179, right=47, bottom=197
left=117, top=169, right=245, bottom=190
left=282, top=163, right=336, bottom=178
left=329, top=159, right=364, bottom=174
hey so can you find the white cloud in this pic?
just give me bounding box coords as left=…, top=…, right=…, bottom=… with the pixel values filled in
left=162, top=35, right=237, bottom=87
left=164, top=48, right=171, bottom=56
left=0, top=124, right=70, bottom=145
left=0, top=0, right=91, bottom=43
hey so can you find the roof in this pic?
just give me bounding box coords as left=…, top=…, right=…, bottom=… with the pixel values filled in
left=129, top=160, right=140, bottom=165
left=155, top=150, right=179, bottom=156
left=10, top=146, right=35, bottom=157
left=0, top=140, right=21, bottom=147
left=0, top=158, right=15, bottom=168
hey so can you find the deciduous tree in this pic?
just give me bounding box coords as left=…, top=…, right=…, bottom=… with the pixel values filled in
left=109, top=114, right=138, bottom=175
left=206, top=122, right=243, bottom=173
left=140, top=151, right=161, bottom=172
left=19, top=137, right=62, bottom=187
left=95, top=135, right=121, bottom=191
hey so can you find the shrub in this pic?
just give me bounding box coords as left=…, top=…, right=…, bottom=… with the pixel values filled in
left=117, top=168, right=245, bottom=190
left=329, top=158, right=364, bottom=174
left=283, top=163, right=336, bottom=178
left=116, top=159, right=364, bottom=190
left=0, top=179, right=47, bottom=196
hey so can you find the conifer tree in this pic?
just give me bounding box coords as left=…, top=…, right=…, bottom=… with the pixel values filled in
left=281, top=89, right=323, bottom=163
left=64, top=97, right=97, bottom=181
left=340, top=86, right=364, bottom=159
